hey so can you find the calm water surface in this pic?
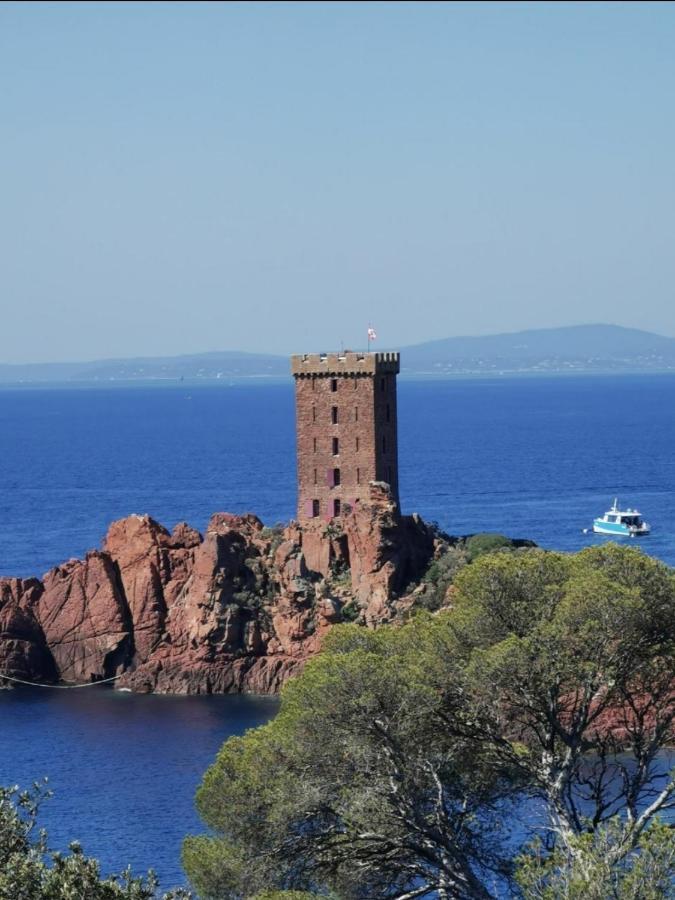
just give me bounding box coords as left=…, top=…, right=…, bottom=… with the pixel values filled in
left=1, top=375, right=674, bottom=886
left=0, top=686, right=278, bottom=888
left=1, top=376, right=674, bottom=577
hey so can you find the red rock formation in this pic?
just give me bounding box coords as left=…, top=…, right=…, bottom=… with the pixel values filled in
left=0, top=485, right=439, bottom=694
left=38, top=552, right=130, bottom=683
left=103, top=515, right=201, bottom=664
left=0, top=578, right=56, bottom=684
left=343, top=482, right=437, bottom=625
left=117, top=513, right=306, bottom=694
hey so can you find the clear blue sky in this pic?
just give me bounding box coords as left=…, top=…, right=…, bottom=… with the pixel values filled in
left=2, top=1, right=675, bottom=362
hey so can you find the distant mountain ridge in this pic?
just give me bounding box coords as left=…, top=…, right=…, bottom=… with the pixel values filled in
left=400, top=324, right=675, bottom=375
left=1, top=325, right=674, bottom=384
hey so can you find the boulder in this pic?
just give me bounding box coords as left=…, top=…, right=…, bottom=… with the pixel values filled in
left=38, top=552, right=130, bottom=682
left=103, top=514, right=201, bottom=663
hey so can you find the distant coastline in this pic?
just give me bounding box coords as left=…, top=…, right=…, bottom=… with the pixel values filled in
left=4, top=369, right=675, bottom=392
left=3, top=324, right=675, bottom=385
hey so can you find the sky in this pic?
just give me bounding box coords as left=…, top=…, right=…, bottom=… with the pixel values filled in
left=2, top=1, right=675, bottom=363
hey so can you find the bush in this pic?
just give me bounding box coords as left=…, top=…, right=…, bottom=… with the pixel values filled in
left=0, top=781, right=188, bottom=899
left=338, top=601, right=361, bottom=622
left=464, top=531, right=515, bottom=561
left=420, top=544, right=468, bottom=609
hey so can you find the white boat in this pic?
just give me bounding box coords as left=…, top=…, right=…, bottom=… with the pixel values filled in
left=592, top=499, right=650, bottom=537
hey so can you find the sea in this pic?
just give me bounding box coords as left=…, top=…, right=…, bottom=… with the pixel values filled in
left=1, top=374, right=674, bottom=888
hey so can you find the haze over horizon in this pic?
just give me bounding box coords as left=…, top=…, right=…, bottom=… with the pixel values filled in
left=2, top=2, right=675, bottom=363
left=2, top=321, right=675, bottom=369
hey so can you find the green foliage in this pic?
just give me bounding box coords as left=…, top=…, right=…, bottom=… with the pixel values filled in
left=337, top=600, right=360, bottom=622
left=517, top=818, right=675, bottom=899
left=415, top=533, right=530, bottom=612
left=261, top=525, right=286, bottom=559
left=452, top=544, right=675, bottom=893
left=232, top=589, right=264, bottom=610
left=464, top=532, right=514, bottom=561
left=419, top=544, right=468, bottom=609
left=327, top=557, right=350, bottom=586
left=0, top=781, right=188, bottom=899
left=186, top=544, right=675, bottom=899
left=182, top=835, right=243, bottom=900
left=248, top=892, right=324, bottom=900
left=185, top=618, right=521, bottom=898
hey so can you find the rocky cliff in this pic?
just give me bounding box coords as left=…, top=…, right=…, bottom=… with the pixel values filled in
left=0, top=484, right=440, bottom=694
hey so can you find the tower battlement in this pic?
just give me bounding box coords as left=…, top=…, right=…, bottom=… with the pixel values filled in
left=291, top=351, right=400, bottom=377
left=291, top=350, right=400, bottom=522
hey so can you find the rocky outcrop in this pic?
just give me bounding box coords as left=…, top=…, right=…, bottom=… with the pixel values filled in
left=103, top=516, right=201, bottom=664
left=0, top=485, right=441, bottom=694
left=119, top=513, right=279, bottom=693
left=117, top=510, right=349, bottom=694
left=343, top=482, right=436, bottom=625
left=38, top=552, right=131, bottom=683
left=0, top=578, right=56, bottom=684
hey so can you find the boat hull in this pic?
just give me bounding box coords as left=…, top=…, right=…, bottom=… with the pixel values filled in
left=593, top=520, right=650, bottom=536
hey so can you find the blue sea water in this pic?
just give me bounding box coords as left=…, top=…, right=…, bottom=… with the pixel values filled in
left=1, top=375, right=675, bottom=577
left=0, top=688, right=277, bottom=888
left=1, top=374, right=675, bottom=888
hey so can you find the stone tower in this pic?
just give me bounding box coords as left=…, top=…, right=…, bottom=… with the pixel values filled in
left=291, top=351, right=400, bottom=521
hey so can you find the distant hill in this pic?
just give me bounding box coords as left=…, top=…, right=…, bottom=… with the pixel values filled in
left=1, top=325, right=674, bottom=384
left=0, top=350, right=288, bottom=384
left=399, top=324, right=675, bottom=375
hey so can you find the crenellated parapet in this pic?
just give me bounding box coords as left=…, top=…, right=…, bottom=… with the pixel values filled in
left=291, top=351, right=400, bottom=378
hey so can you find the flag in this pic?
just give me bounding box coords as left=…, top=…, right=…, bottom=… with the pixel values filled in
left=367, top=326, right=377, bottom=342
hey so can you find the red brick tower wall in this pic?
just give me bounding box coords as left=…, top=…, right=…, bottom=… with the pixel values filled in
left=291, top=352, right=400, bottom=522
left=373, top=370, right=399, bottom=502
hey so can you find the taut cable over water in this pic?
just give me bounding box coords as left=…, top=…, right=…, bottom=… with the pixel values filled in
left=0, top=673, right=122, bottom=689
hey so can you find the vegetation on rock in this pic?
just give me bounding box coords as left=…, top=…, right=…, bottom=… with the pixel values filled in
left=463, top=532, right=520, bottom=561
left=184, top=544, right=675, bottom=899
left=415, top=532, right=533, bottom=612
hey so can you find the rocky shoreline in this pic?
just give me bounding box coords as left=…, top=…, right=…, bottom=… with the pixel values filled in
left=0, top=484, right=442, bottom=694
